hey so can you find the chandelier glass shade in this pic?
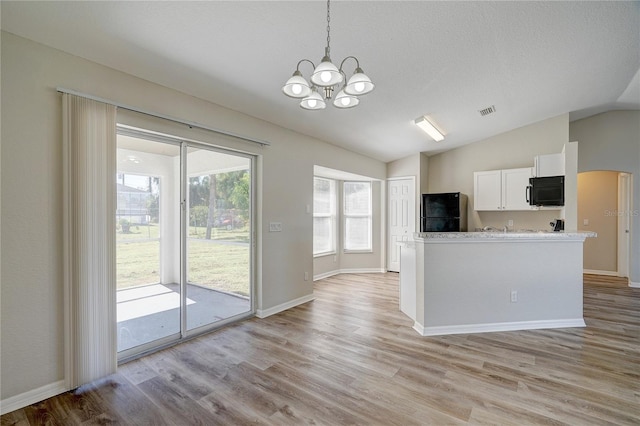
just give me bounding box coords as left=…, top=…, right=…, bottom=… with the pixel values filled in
left=282, top=70, right=312, bottom=98
left=333, top=87, right=359, bottom=109
left=300, top=88, right=327, bottom=110
left=345, top=68, right=375, bottom=96
left=282, top=0, right=374, bottom=110
left=311, top=56, right=344, bottom=87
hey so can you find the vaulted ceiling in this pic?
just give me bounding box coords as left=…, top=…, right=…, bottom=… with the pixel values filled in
left=2, top=1, right=639, bottom=162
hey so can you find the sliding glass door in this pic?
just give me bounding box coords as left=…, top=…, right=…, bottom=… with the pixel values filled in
left=116, top=135, right=181, bottom=353
left=186, top=147, right=252, bottom=331
left=116, top=129, right=254, bottom=358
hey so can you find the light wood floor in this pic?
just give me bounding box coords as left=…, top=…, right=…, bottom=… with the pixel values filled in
left=2, top=273, right=639, bottom=425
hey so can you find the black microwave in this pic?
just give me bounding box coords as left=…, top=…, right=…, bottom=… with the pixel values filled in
left=527, top=176, right=564, bottom=207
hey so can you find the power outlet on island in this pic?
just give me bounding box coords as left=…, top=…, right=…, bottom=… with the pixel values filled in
left=510, top=290, right=518, bottom=303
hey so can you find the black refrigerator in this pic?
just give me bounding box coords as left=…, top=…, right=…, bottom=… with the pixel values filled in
left=421, top=192, right=468, bottom=232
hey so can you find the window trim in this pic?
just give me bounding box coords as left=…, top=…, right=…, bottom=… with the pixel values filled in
left=313, top=177, right=337, bottom=257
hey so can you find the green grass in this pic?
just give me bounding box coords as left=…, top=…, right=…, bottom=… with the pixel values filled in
left=187, top=240, right=250, bottom=296
left=117, top=224, right=250, bottom=296
left=117, top=240, right=161, bottom=287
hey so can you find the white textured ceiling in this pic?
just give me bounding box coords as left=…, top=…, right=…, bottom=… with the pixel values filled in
left=2, top=1, right=639, bottom=162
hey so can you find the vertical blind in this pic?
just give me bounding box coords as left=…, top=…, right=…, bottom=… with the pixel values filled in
left=63, top=93, right=117, bottom=387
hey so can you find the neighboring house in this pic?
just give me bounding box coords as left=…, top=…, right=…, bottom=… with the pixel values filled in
left=116, top=183, right=152, bottom=226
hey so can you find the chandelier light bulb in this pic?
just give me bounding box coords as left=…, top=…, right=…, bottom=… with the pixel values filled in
left=292, top=84, right=303, bottom=95
left=321, top=71, right=332, bottom=83
left=354, top=82, right=365, bottom=93
left=300, top=89, right=326, bottom=110
left=333, top=88, right=359, bottom=109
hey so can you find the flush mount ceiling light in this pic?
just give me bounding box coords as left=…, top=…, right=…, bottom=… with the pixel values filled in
left=414, top=116, right=445, bottom=142
left=282, top=0, right=374, bottom=110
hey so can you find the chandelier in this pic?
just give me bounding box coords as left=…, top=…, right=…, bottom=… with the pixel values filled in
left=282, top=0, right=375, bottom=110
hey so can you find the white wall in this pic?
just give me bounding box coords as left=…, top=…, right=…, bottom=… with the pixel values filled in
left=570, top=111, right=640, bottom=284
left=0, top=32, right=386, bottom=402
left=427, top=115, right=569, bottom=231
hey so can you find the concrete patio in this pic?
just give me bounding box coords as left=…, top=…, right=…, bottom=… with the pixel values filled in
left=117, top=283, right=250, bottom=352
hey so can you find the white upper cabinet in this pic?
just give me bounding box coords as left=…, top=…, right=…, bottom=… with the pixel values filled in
left=474, top=170, right=502, bottom=211
left=502, top=168, right=534, bottom=210
left=474, top=167, right=536, bottom=211
left=534, top=153, right=565, bottom=177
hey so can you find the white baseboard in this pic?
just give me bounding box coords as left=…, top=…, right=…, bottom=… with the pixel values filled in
left=629, top=281, right=640, bottom=288
left=413, top=318, right=586, bottom=337
left=340, top=268, right=386, bottom=274
left=313, top=270, right=340, bottom=281
left=583, top=269, right=618, bottom=276
left=256, top=293, right=315, bottom=318
left=0, top=380, right=67, bottom=415
left=313, top=268, right=386, bottom=282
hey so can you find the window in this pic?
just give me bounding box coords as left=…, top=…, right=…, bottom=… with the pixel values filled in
left=344, top=181, right=372, bottom=251
left=313, top=177, right=336, bottom=255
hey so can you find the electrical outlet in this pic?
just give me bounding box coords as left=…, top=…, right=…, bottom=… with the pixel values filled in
left=583, top=219, right=589, bottom=226
left=508, top=220, right=514, bottom=227
left=304, top=272, right=309, bottom=281
left=510, top=290, right=518, bottom=303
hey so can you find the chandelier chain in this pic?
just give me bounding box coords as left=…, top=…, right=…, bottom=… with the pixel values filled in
left=326, top=0, right=331, bottom=57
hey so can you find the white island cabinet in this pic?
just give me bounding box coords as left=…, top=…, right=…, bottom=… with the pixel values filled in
left=398, top=242, right=416, bottom=319
left=399, top=231, right=595, bottom=336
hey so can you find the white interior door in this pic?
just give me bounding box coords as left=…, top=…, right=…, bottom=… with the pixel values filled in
left=388, top=178, right=415, bottom=272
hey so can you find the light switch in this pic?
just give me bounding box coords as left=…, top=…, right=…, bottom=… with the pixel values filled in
left=583, top=219, right=589, bottom=226
left=269, top=222, right=282, bottom=232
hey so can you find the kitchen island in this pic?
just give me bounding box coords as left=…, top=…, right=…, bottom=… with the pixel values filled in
left=399, top=231, right=595, bottom=336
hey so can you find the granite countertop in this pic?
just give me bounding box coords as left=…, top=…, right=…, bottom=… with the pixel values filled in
left=413, top=230, right=597, bottom=241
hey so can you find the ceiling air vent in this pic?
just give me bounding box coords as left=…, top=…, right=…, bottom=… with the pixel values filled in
left=478, top=105, right=496, bottom=117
